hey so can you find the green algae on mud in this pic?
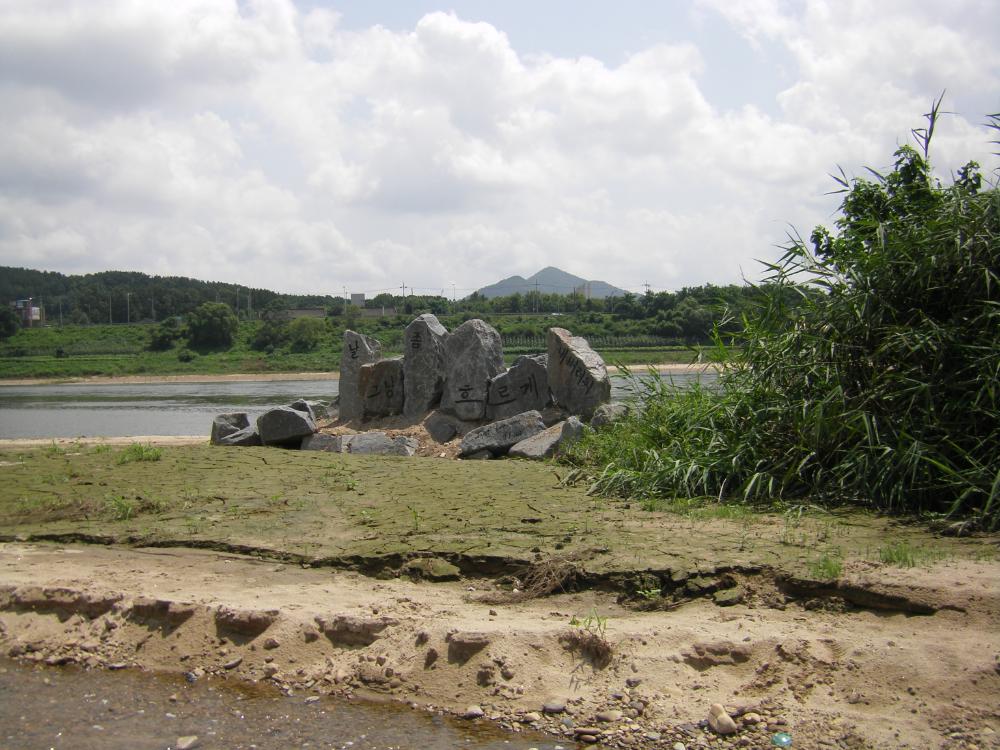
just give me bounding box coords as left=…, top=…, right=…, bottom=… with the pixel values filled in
left=0, top=445, right=994, bottom=582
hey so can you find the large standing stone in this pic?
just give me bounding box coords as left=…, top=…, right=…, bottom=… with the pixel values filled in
left=216, top=425, right=262, bottom=447
left=546, top=328, right=611, bottom=419
left=403, top=314, right=449, bottom=418
left=440, top=319, right=505, bottom=421
left=339, top=331, right=381, bottom=421
left=210, top=413, right=250, bottom=445
left=257, top=406, right=316, bottom=446
left=424, top=412, right=459, bottom=443
left=360, top=357, right=404, bottom=418
left=459, top=410, right=545, bottom=457
left=487, top=354, right=549, bottom=421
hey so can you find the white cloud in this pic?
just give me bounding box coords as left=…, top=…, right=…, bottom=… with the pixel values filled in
left=0, top=0, right=997, bottom=295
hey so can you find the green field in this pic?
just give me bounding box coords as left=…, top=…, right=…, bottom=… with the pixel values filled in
left=0, top=319, right=702, bottom=379
left=0, top=444, right=991, bottom=587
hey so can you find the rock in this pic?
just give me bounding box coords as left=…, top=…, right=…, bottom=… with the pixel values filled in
left=262, top=637, right=280, bottom=650
left=314, top=615, right=398, bottom=646
left=446, top=631, right=491, bottom=662
left=304, top=695, right=320, bottom=704
left=521, top=712, right=541, bottom=723
left=590, top=402, right=630, bottom=428
left=403, top=314, right=449, bottom=418
left=300, top=433, right=342, bottom=452
left=508, top=422, right=563, bottom=459
left=463, top=450, right=492, bottom=460
left=486, top=355, right=549, bottom=421
left=215, top=607, right=278, bottom=637
left=440, top=319, right=505, bottom=421
left=341, top=432, right=417, bottom=456
left=596, top=709, right=623, bottom=722
left=222, top=656, right=243, bottom=670
left=683, top=640, right=751, bottom=668
left=359, top=357, right=405, bottom=418
left=403, top=557, right=461, bottom=581
left=464, top=705, right=485, bottom=719
left=176, top=736, right=200, bottom=750
left=257, top=406, right=316, bottom=447
left=215, top=424, right=262, bottom=447
left=713, top=586, right=745, bottom=607
left=546, top=328, right=611, bottom=419
left=561, top=415, right=585, bottom=446
left=424, top=412, right=458, bottom=443
left=290, top=399, right=331, bottom=421
left=673, top=743, right=687, bottom=750
left=459, top=410, right=545, bottom=458
left=708, top=703, right=739, bottom=735
left=542, top=700, right=567, bottom=714
left=340, top=331, right=382, bottom=421
left=210, top=413, right=250, bottom=444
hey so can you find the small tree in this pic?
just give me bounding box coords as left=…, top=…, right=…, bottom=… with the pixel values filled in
left=186, top=302, right=238, bottom=348
left=0, top=307, right=19, bottom=341
left=287, top=317, right=327, bottom=352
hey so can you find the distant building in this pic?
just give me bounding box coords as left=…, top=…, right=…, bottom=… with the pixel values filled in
left=11, top=298, right=42, bottom=327
left=350, top=293, right=365, bottom=307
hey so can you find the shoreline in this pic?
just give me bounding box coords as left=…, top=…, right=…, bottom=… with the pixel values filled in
left=0, top=363, right=713, bottom=388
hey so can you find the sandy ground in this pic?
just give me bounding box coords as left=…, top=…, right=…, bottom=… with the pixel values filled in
left=1, top=542, right=997, bottom=750
left=0, top=363, right=710, bottom=388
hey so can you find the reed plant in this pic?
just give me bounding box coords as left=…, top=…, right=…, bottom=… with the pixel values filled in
left=570, top=103, right=1000, bottom=528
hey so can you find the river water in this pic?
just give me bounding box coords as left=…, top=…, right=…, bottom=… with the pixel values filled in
left=0, top=658, right=559, bottom=750
left=0, top=372, right=715, bottom=439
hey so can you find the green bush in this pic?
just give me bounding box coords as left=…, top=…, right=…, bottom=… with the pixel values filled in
left=287, top=317, right=327, bottom=352
left=572, top=105, right=1000, bottom=527
left=186, top=302, right=237, bottom=348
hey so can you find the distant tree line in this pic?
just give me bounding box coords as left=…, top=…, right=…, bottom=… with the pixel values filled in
left=2, top=265, right=803, bottom=346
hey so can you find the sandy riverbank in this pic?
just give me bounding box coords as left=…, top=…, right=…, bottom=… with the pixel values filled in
left=0, top=363, right=713, bottom=388
left=1, top=542, right=997, bottom=750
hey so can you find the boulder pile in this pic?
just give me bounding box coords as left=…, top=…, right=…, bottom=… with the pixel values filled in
left=210, top=315, right=618, bottom=460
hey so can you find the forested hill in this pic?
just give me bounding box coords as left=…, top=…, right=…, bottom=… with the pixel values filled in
left=0, top=266, right=337, bottom=324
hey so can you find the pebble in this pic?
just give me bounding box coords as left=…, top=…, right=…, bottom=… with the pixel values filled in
left=596, top=709, right=623, bottom=722
left=464, top=705, right=485, bottom=719
left=305, top=696, right=320, bottom=704
left=543, top=700, right=567, bottom=714
left=176, top=736, right=200, bottom=750
left=673, top=744, right=687, bottom=750
left=223, top=656, right=243, bottom=670
left=263, top=638, right=280, bottom=650
left=708, top=703, right=739, bottom=735
left=521, top=712, right=541, bottom=723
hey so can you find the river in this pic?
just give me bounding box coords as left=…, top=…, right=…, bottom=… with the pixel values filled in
left=0, top=372, right=715, bottom=439
left=0, top=658, right=558, bottom=750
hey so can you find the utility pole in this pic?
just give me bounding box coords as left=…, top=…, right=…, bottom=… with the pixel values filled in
left=451, top=283, right=456, bottom=302
left=643, top=281, right=651, bottom=295
left=126, top=292, right=131, bottom=324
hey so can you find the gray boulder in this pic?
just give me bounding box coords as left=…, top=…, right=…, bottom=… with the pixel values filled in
left=560, top=415, right=586, bottom=448
left=546, top=328, right=611, bottom=419
left=360, top=357, right=405, bottom=418
left=403, top=314, right=449, bottom=418
left=257, top=406, right=317, bottom=446
left=301, top=433, right=342, bottom=452
left=487, top=354, right=550, bottom=421
left=591, top=402, right=630, bottom=428
left=508, top=415, right=586, bottom=460
left=424, top=412, right=458, bottom=443
left=210, top=412, right=250, bottom=445
left=440, top=319, right=505, bottom=421
left=342, top=433, right=418, bottom=456
left=290, top=399, right=332, bottom=421
left=340, top=331, right=382, bottom=421
left=459, top=410, right=545, bottom=458
left=216, top=425, right=262, bottom=447
left=508, top=422, right=563, bottom=459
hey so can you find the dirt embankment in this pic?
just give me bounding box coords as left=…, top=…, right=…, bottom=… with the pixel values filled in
left=2, top=543, right=998, bottom=750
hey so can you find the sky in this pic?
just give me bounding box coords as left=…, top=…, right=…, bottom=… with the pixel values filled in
left=0, top=1, right=997, bottom=298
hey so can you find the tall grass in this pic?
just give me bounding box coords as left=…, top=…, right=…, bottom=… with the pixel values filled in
left=570, top=104, right=1000, bottom=528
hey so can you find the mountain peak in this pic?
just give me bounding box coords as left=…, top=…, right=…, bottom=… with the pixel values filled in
left=475, top=267, right=627, bottom=300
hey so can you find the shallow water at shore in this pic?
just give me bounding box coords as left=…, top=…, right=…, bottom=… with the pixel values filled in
left=0, top=658, right=558, bottom=750
left=0, top=371, right=716, bottom=439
